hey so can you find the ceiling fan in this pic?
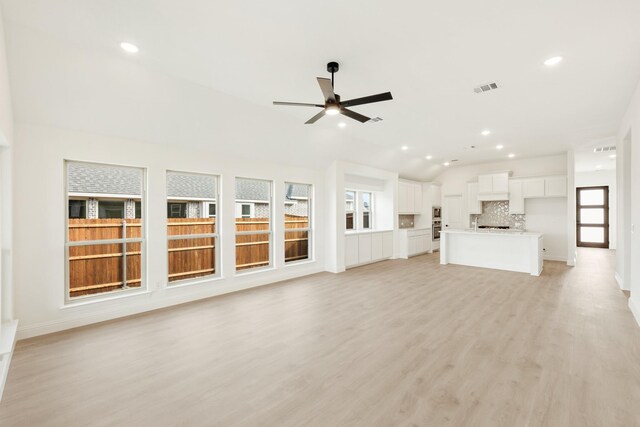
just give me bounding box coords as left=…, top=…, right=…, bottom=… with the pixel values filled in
left=273, top=62, right=393, bottom=124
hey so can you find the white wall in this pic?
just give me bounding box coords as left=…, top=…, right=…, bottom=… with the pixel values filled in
left=575, top=169, right=617, bottom=249
left=13, top=124, right=326, bottom=339
left=617, top=77, right=640, bottom=325
left=435, top=154, right=569, bottom=261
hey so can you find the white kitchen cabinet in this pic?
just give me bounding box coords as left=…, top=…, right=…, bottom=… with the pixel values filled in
left=508, top=180, right=525, bottom=214
left=398, top=228, right=432, bottom=258
left=545, top=176, right=567, bottom=197
left=358, top=234, right=372, bottom=264
left=345, top=235, right=359, bottom=267
left=371, top=232, right=383, bottom=260
left=345, top=231, right=394, bottom=269
left=478, top=175, right=493, bottom=194
left=431, top=184, right=442, bottom=207
left=398, top=182, right=409, bottom=213
left=477, top=172, right=510, bottom=200
left=523, top=178, right=545, bottom=198
left=467, top=182, right=482, bottom=214
left=399, top=180, right=423, bottom=214
left=414, top=185, right=423, bottom=214
left=382, top=231, right=393, bottom=258
left=522, top=176, right=567, bottom=198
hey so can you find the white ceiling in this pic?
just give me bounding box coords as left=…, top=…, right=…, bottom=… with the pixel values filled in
left=2, top=0, right=640, bottom=180
left=574, top=137, right=617, bottom=173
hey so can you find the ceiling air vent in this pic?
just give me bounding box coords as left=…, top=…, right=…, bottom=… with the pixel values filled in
left=474, top=82, right=499, bottom=94
left=593, top=146, right=616, bottom=153
left=369, top=117, right=383, bottom=123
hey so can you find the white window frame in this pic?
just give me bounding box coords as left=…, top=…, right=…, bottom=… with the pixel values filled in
left=64, top=161, right=146, bottom=304
left=97, top=199, right=126, bottom=219
left=361, top=191, right=373, bottom=230
left=284, top=182, right=312, bottom=264
left=204, top=201, right=217, bottom=218
left=235, top=178, right=273, bottom=273
left=345, top=189, right=357, bottom=230
left=166, top=172, right=220, bottom=286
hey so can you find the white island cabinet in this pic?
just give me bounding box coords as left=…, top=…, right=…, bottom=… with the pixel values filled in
left=440, top=229, right=543, bottom=276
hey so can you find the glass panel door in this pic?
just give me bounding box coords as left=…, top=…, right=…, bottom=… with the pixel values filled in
left=576, top=186, right=609, bottom=248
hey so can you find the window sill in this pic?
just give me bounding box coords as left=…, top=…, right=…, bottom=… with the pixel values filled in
left=62, top=288, right=151, bottom=309
left=164, top=275, right=223, bottom=289
left=284, top=258, right=315, bottom=267
left=235, top=265, right=275, bottom=277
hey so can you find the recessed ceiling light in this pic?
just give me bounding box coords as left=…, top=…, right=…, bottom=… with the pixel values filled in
left=401, top=145, right=409, bottom=151
left=443, top=162, right=450, bottom=166
left=508, top=153, right=515, bottom=158
left=481, top=130, right=491, bottom=136
left=595, top=164, right=603, bottom=170
left=120, top=42, right=139, bottom=53
left=338, top=122, right=346, bottom=128
left=496, top=144, right=504, bottom=150
left=609, top=154, right=616, bottom=159
left=544, top=56, right=563, bottom=67
left=425, top=155, right=432, bottom=160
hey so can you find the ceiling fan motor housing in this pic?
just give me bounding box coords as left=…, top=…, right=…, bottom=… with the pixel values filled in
left=327, top=61, right=339, bottom=73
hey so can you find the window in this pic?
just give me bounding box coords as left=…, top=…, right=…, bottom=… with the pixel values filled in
left=167, top=202, right=187, bottom=218
left=206, top=202, right=216, bottom=218
left=285, top=183, right=312, bottom=263
left=236, top=178, right=272, bottom=271
left=135, top=201, right=142, bottom=219
left=65, top=161, right=145, bottom=300
left=166, top=171, right=219, bottom=284
left=68, top=200, right=86, bottom=219
left=362, top=192, right=372, bottom=229
left=346, top=190, right=356, bottom=230
left=98, top=200, right=125, bottom=219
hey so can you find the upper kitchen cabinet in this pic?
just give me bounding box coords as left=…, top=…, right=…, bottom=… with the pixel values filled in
left=467, top=182, right=482, bottom=214
left=508, top=180, right=525, bottom=214
left=477, top=172, right=510, bottom=201
left=522, top=175, right=567, bottom=198
left=545, top=176, right=567, bottom=197
left=398, top=180, right=423, bottom=214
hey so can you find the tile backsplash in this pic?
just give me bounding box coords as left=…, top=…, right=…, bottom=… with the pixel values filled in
left=399, top=214, right=415, bottom=229
left=471, top=201, right=526, bottom=230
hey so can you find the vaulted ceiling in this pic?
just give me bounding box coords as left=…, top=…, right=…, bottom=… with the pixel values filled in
left=2, top=0, right=640, bottom=180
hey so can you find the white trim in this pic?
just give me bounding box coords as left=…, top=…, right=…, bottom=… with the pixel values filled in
left=629, top=297, right=640, bottom=328
left=0, top=320, right=19, bottom=401
left=167, top=196, right=216, bottom=202
left=615, top=272, right=629, bottom=291
left=69, top=192, right=140, bottom=199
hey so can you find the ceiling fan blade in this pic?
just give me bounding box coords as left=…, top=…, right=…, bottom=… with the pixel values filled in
left=305, top=110, right=326, bottom=124
left=341, top=92, right=393, bottom=108
left=317, top=77, right=336, bottom=102
left=340, top=108, right=370, bottom=123
left=273, top=101, right=324, bottom=107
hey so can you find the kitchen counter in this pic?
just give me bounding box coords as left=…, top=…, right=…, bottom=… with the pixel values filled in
left=345, top=229, right=394, bottom=235
left=440, top=229, right=543, bottom=276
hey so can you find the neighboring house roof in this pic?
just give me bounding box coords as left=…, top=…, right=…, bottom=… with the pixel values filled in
left=167, top=172, right=217, bottom=199
left=286, top=183, right=310, bottom=200
left=236, top=178, right=270, bottom=201
left=68, top=162, right=142, bottom=195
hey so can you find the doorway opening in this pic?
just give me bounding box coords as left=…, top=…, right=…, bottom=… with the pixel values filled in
left=576, top=186, right=609, bottom=248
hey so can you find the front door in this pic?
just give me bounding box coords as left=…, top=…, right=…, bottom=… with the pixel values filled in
left=576, top=186, right=609, bottom=248
left=443, top=195, right=464, bottom=230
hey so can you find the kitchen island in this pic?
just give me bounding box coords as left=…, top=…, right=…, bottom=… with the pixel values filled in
left=440, top=229, right=543, bottom=276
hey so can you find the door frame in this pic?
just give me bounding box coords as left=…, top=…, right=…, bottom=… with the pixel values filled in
left=576, top=186, right=609, bottom=248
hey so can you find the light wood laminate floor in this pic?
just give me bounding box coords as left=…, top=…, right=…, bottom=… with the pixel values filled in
left=2, top=249, right=640, bottom=426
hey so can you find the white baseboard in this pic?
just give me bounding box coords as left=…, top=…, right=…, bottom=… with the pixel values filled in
left=0, top=320, right=19, bottom=401
left=17, top=265, right=324, bottom=340
left=544, top=255, right=567, bottom=262
left=615, top=272, right=629, bottom=291
left=629, top=297, right=640, bottom=328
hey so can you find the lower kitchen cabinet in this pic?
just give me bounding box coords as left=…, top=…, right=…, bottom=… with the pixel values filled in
left=398, top=228, right=432, bottom=258
left=345, top=231, right=394, bottom=269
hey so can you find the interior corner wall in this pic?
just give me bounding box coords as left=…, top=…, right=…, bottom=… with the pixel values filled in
left=566, top=150, right=576, bottom=266
left=0, top=2, right=14, bottom=324
left=12, top=124, right=326, bottom=339
left=617, top=77, right=640, bottom=325
left=616, top=134, right=632, bottom=291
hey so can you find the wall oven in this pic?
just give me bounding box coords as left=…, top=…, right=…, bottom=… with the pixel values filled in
left=432, top=220, right=441, bottom=240
left=433, top=206, right=441, bottom=219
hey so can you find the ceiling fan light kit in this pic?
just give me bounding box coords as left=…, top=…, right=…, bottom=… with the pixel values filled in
left=273, top=61, right=393, bottom=124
